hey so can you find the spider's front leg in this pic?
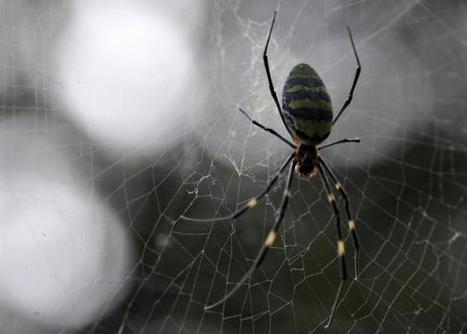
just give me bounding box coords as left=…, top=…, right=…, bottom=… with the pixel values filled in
left=319, top=156, right=360, bottom=278
left=204, top=159, right=297, bottom=310
left=180, top=153, right=294, bottom=223
left=317, top=163, right=348, bottom=328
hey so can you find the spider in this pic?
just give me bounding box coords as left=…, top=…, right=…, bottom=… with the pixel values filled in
left=181, top=11, right=362, bottom=328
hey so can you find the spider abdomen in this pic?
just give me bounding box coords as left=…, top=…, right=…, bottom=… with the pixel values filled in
left=282, top=63, right=333, bottom=145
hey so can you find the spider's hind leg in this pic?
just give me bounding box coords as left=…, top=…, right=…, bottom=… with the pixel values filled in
left=239, top=108, right=296, bottom=148
left=332, top=27, right=362, bottom=125
left=263, top=11, right=295, bottom=137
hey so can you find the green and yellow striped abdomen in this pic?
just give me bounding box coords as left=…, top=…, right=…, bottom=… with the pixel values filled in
left=282, top=63, right=333, bottom=145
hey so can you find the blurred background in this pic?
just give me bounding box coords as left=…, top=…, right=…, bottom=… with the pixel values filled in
left=0, top=0, right=466, bottom=333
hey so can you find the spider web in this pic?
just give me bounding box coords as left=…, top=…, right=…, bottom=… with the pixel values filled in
left=0, top=0, right=466, bottom=333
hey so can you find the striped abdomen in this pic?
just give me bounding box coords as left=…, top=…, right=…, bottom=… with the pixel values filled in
left=282, top=63, right=333, bottom=145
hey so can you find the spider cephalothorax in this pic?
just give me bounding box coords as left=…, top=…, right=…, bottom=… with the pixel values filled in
left=295, top=143, right=318, bottom=177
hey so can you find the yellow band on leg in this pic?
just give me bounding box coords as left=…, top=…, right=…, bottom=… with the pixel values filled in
left=265, top=231, right=277, bottom=246
left=338, top=240, right=345, bottom=256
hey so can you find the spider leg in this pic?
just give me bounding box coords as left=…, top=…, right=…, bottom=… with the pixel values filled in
left=263, top=11, right=294, bottom=137
left=204, top=159, right=296, bottom=310
left=318, top=137, right=360, bottom=151
left=239, top=108, right=296, bottom=148
left=317, top=164, right=348, bottom=328
left=180, top=152, right=294, bottom=223
left=319, top=156, right=360, bottom=279
left=332, top=27, right=362, bottom=125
